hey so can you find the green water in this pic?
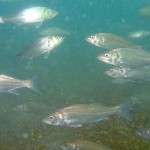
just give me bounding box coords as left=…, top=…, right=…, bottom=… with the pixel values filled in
left=0, top=0, right=150, bottom=149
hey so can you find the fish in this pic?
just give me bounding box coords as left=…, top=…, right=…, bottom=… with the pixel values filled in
left=39, top=27, right=70, bottom=36
left=85, top=33, right=141, bottom=49
left=106, top=66, right=150, bottom=82
left=0, top=7, right=58, bottom=26
left=139, top=6, right=150, bottom=16
left=61, top=140, right=111, bottom=150
left=97, top=48, right=150, bottom=68
left=12, top=103, right=29, bottom=112
left=128, top=30, right=150, bottom=39
left=0, top=75, right=39, bottom=95
left=136, top=129, right=150, bottom=139
left=16, top=36, right=65, bottom=60
left=42, top=102, right=133, bottom=127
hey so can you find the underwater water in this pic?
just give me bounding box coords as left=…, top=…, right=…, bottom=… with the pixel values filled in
left=0, top=0, right=150, bottom=149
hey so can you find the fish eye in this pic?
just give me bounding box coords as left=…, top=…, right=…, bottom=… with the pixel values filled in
left=105, top=54, right=109, bottom=57
left=51, top=10, right=55, bottom=13
left=91, top=36, right=94, bottom=39
left=140, top=130, right=143, bottom=133
left=65, top=144, right=68, bottom=147
left=49, top=116, right=53, bottom=119
left=110, top=69, right=114, bottom=72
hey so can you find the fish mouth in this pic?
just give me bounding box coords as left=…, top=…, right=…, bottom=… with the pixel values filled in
left=85, top=37, right=90, bottom=42
left=42, top=117, right=50, bottom=124
left=55, top=11, right=59, bottom=16
left=105, top=70, right=115, bottom=78
left=97, top=54, right=111, bottom=64
left=61, top=37, right=65, bottom=41
left=57, top=36, right=65, bottom=42
left=51, top=10, right=59, bottom=17
left=97, top=54, right=105, bottom=62
left=105, top=70, right=111, bottom=76
left=58, top=37, right=65, bottom=44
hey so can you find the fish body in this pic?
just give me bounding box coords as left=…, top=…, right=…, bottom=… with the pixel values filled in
left=106, top=66, right=150, bottom=81
left=85, top=33, right=141, bottom=49
left=43, top=103, right=132, bottom=127
left=140, top=6, right=150, bottom=16
left=97, top=48, right=150, bottom=68
left=16, top=36, right=64, bottom=60
left=0, top=7, right=58, bottom=25
left=0, top=75, right=38, bottom=95
left=128, top=30, right=150, bottom=39
left=39, top=27, right=70, bottom=36
left=61, top=140, right=111, bottom=150
left=12, top=103, right=29, bottom=112
left=136, top=129, right=150, bottom=139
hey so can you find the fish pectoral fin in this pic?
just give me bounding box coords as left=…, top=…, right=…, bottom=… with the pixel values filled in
left=67, top=119, right=82, bottom=127
left=35, top=22, right=43, bottom=29
left=8, top=89, right=19, bottom=95
left=43, top=51, right=50, bottom=59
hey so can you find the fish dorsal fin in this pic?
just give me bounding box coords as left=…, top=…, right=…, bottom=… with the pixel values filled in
left=43, top=51, right=50, bottom=59
left=35, top=22, right=43, bottom=29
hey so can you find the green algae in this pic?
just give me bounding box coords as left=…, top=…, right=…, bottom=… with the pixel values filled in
left=0, top=74, right=150, bottom=150
left=0, top=104, right=150, bottom=150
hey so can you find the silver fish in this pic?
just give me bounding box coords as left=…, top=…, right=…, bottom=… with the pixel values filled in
left=12, top=103, right=29, bottom=112
left=85, top=33, right=141, bottom=49
left=128, top=30, right=150, bottom=39
left=106, top=66, right=150, bottom=82
left=136, top=129, right=150, bottom=139
left=61, top=140, right=111, bottom=150
left=0, top=7, right=58, bottom=25
left=43, top=102, right=132, bottom=127
left=97, top=48, right=150, bottom=68
left=139, top=6, right=150, bottom=16
left=16, top=36, right=64, bottom=60
left=0, top=75, right=39, bottom=95
left=39, top=27, right=70, bottom=36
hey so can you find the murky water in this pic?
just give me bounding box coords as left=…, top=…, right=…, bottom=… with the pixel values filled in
left=0, top=0, right=150, bottom=149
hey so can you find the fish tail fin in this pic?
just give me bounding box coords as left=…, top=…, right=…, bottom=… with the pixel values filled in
left=30, top=75, right=41, bottom=94
left=0, top=17, right=4, bottom=23
left=117, top=101, right=134, bottom=121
